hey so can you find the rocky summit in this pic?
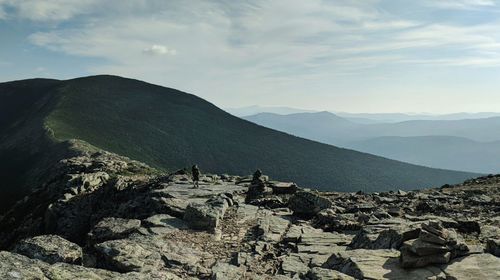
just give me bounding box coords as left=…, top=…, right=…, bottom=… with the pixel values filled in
left=0, top=143, right=499, bottom=280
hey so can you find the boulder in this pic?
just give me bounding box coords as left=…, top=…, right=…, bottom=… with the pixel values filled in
left=184, top=194, right=232, bottom=231
left=0, top=251, right=48, bottom=279
left=143, top=214, right=188, bottom=231
left=400, top=247, right=451, bottom=268
left=88, top=217, right=141, bottom=244
left=409, top=238, right=449, bottom=256
left=42, top=262, right=124, bottom=279
left=211, top=262, right=245, bottom=280
left=281, top=253, right=310, bottom=277
left=288, top=191, right=332, bottom=218
left=13, top=235, right=82, bottom=265
left=486, top=239, right=500, bottom=257
left=248, top=196, right=287, bottom=209
left=350, top=226, right=420, bottom=250
left=0, top=251, right=125, bottom=279
left=307, top=267, right=355, bottom=280
left=269, top=182, right=298, bottom=194
left=442, top=253, right=500, bottom=280
left=323, top=249, right=442, bottom=280
left=313, top=211, right=362, bottom=232
left=257, top=213, right=291, bottom=242
left=94, top=238, right=164, bottom=273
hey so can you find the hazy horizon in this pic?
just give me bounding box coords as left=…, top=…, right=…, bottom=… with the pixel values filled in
left=225, top=104, right=500, bottom=116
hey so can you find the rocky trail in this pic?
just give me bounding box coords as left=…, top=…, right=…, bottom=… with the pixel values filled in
left=0, top=145, right=499, bottom=279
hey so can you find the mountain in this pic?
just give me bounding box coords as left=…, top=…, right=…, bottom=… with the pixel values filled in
left=0, top=75, right=478, bottom=212
left=244, top=111, right=500, bottom=173
left=336, top=112, right=500, bottom=123
left=224, top=105, right=317, bottom=117
left=246, top=111, right=500, bottom=144
left=244, top=111, right=361, bottom=145
left=347, top=136, right=500, bottom=174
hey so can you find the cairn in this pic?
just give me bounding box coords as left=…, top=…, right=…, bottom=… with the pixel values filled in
left=400, top=221, right=469, bottom=268
left=245, top=169, right=273, bottom=204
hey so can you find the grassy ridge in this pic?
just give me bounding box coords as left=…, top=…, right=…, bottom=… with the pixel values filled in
left=0, top=75, right=479, bottom=212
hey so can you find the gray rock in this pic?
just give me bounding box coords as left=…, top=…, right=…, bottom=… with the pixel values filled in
left=409, top=238, right=449, bottom=256
left=307, top=267, right=355, bottom=280
left=442, top=253, right=500, bottom=280
left=288, top=191, right=332, bottom=218
left=257, top=212, right=291, bottom=242
left=184, top=195, right=231, bottom=231
left=313, top=211, right=361, bottom=232
left=211, top=262, right=245, bottom=280
left=0, top=251, right=48, bottom=279
left=350, top=226, right=420, bottom=250
left=13, top=235, right=82, bottom=265
left=152, top=196, right=189, bottom=218
left=88, top=217, right=141, bottom=244
left=42, top=262, right=123, bottom=279
left=281, top=253, right=310, bottom=277
left=269, top=182, right=298, bottom=194
left=419, top=229, right=446, bottom=245
left=143, top=214, right=188, bottom=231
left=400, top=246, right=451, bottom=268
left=95, top=237, right=164, bottom=273
left=486, top=239, right=500, bottom=257
left=479, top=225, right=500, bottom=241
left=0, top=251, right=125, bottom=279
left=324, top=249, right=443, bottom=280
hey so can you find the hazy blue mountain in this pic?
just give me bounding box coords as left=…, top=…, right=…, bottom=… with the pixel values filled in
left=244, top=112, right=361, bottom=144
left=245, top=112, right=500, bottom=143
left=336, top=112, right=500, bottom=123
left=225, top=105, right=317, bottom=117
left=347, top=136, right=500, bottom=174
left=0, top=75, right=478, bottom=212
left=244, top=111, right=500, bottom=173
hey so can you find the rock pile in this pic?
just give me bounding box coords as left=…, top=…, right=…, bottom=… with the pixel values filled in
left=0, top=144, right=499, bottom=279
left=400, top=222, right=469, bottom=268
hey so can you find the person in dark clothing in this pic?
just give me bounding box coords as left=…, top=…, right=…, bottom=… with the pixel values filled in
left=192, top=165, right=200, bottom=189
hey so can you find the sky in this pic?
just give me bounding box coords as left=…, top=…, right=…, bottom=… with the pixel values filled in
left=0, top=0, right=499, bottom=113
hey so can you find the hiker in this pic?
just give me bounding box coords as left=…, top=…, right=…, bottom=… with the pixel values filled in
left=192, top=164, right=200, bottom=188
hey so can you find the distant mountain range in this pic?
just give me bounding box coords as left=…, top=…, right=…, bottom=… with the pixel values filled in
left=0, top=76, right=477, bottom=212
left=336, top=112, right=500, bottom=123
left=244, top=111, right=500, bottom=173
left=227, top=105, right=500, bottom=123
left=225, top=105, right=317, bottom=117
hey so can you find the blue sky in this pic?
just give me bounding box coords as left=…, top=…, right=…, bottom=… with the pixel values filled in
left=1, top=0, right=499, bottom=113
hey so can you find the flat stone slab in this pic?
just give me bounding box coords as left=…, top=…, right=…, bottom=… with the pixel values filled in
left=324, top=249, right=443, bottom=280
left=442, top=253, right=500, bottom=280
left=88, top=217, right=141, bottom=244
left=13, top=235, right=82, bottom=265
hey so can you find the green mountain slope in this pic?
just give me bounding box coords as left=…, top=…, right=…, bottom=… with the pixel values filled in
left=0, top=75, right=478, bottom=212
left=347, top=136, right=500, bottom=174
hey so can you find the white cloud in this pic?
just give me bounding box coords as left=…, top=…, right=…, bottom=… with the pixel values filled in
left=142, top=45, right=176, bottom=56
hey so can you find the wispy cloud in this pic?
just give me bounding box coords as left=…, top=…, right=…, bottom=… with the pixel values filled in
left=0, top=0, right=98, bottom=21
left=425, top=0, right=497, bottom=10
left=2, top=0, right=500, bottom=112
